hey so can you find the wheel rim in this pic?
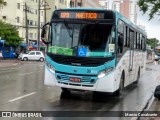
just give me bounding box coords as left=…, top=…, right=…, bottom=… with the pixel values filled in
left=40, top=58, right=43, bottom=61
left=24, top=58, right=27, bottom=61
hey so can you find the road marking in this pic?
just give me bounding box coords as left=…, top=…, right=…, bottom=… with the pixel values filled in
left=8, top=92, right=36, bottom=102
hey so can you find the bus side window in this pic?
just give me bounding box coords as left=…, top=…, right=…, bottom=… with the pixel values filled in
left=137, top=33, right=140, bottom=49
left=124, top=26, right=128, bottom=47
left=118, top=33, right=124, bottom=53
left=129, top=29, right=134, bottom=49
left=127, top=27, right=130, bottom=48
left=139, top=34, right=142, bottom=50
left=134, top=31, right=137, bottom=49
left=117, top=20, right=124, bottom=53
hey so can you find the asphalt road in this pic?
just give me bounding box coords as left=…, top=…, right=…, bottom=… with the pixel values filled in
left=0, top=62, right=159, bottom=120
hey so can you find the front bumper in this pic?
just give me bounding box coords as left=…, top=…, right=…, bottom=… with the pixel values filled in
left=44, top=66, right=116, bottom=92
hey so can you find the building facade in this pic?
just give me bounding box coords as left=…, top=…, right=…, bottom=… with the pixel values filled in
left=98, top=0, right=137, bottom=24
left=112, top=0, right=137, bottom=24
left=45, top=0, right=102, bottom=23
left=99, top=0, right=109, bottom=9
left=0, top=0, right=44, bottom=48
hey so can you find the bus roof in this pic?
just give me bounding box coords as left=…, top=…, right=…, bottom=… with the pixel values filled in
left=53, top=8, right=146, bottom=36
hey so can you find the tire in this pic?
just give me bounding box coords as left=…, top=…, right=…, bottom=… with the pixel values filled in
left=154, top=85, right=160, bottom=100
left=61, top=88, right=70, bottom=92
left=134, top=69, right=140, bottom=84
left=113, top=73, right=124, bottom=96
left=60, top=88, right=71, bottom=99
left=39, top=57, right=44, bottom=62
left=23, top=57, right=28, bottom=61
left=92, top=91, right=101, bottom=101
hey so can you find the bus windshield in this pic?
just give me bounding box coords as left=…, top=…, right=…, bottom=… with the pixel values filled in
left=48, top=21, right=115, bottom=58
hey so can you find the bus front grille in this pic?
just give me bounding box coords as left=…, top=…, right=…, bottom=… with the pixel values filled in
left=47, top=53, right=113, bottom=67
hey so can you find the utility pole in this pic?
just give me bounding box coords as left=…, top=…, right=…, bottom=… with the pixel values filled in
left=24, top=3, right=29, bottom=51
left=37, top=0, right=40, bottom=50
left=43, top=0, right=49, bottom=24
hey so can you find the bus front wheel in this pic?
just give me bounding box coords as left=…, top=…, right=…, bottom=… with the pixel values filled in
left=113, top=73, right=124, bottom=96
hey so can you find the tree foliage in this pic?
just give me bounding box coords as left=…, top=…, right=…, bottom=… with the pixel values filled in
left=137, top=0, right=160, bottom=20
left=0, top=0, right=5, bottom=6
left=147, top=38, right=159, bottom=49
left=0, top=20, right=22, bottom=46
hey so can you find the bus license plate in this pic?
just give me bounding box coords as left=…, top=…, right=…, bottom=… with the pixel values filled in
left=69, top=77, right=81, bottom=82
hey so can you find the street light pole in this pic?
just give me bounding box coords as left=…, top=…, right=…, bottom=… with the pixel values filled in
left=24, top=3, right=29, bottom=51
left=37, top=0, right=40, bottom=50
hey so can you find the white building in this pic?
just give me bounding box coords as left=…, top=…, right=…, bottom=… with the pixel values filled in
left=105, top=0, right=138, bottom=24
left=129, top=0, right=137, bottom=24
left=112, top=0, right=120, bottom=12
left=99, top=0, right=109, bottom=9
left=0, top=0, right=44, bottom=47
left=45, top=0, right=103, bottom=23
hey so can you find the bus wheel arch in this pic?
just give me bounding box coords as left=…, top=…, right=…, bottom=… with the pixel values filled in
left=113, top=70, right=125, bottom=96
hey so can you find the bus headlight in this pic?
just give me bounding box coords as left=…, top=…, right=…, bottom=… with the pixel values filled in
left=46, top=62, right=55, bottom=73
left=97, top=67, right=114, bottom=78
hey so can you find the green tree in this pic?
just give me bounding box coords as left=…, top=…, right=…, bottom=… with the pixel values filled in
left=147, top=38, right=159, bottom=49
left=137, top=0, right=160, bottom=20
left=0, top=20, right=22, bottom=46
left=0, top=0, right=5, bottom=6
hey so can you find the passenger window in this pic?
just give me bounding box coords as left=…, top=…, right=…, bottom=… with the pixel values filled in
left=29, top=52, right=35, bottom=55
left=36, top=52, right=41, bottom=55
left=129, top=29, right=134, bottom=49
left=117, top=20, right=124, bottom=53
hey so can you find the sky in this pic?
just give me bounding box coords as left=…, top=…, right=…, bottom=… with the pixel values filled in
left=137, top=8, right=160, bottom=41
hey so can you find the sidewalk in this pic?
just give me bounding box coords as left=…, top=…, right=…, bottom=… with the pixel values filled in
left=0, top=59, right=22, bottom=68
left=143, top=60, right=160, bottom=120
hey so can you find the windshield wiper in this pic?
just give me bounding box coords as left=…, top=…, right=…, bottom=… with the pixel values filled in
left=64, top=20, right=76, bottom=48
left=64, top=20, right=73, bottom=38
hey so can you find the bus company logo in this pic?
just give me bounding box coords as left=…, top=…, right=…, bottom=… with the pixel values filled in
left=2, top=112, right=11, bottom=117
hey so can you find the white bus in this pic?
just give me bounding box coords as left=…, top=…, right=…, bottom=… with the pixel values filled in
left=41, top=8, right=147, bottom=97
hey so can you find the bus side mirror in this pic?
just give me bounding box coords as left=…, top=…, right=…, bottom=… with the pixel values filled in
left=41, top=22, right=50, bottom=45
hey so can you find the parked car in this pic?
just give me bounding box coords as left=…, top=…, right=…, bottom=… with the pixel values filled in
left=18, top=51, right=45, bottom=62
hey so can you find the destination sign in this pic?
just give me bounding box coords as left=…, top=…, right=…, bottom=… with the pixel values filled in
left=54, top=11, right=105, bottom=19
left=60, top=12, right=98, bottom=19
